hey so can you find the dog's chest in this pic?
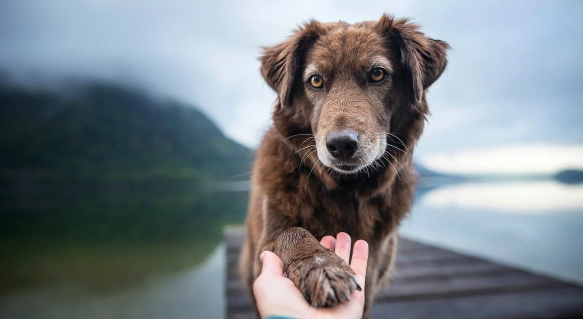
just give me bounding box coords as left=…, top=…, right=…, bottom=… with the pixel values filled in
left=297, top=189, right=383, bottom=241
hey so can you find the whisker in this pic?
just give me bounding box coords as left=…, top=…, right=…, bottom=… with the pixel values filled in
left=377, top=158, right=386, bottom=168
left=386, top=143, right=409, bottom=156
left=297, top=137, right=315, bottom=150
left=294, top=144, right=315, bottom=155
left=358, top=170, right=364, bottom=181
left=386, top=159, right=401, bottom=181
left=386, top=133, right=411, bottom=153
left=385, top=150, right=405, bottom=171
left=299, top=149, right=317, bottom=170
left=281, top=133, right=314, bottom=143
left=382, top=153, right=402, bottom=181
left=307, top=158, right=320, bottom=179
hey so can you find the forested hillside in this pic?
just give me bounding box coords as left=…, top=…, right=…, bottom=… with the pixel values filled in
left=0, top=80, right=252, bottom=181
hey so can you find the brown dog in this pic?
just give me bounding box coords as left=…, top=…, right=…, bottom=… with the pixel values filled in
left=240, top=14, right=449, bottom=318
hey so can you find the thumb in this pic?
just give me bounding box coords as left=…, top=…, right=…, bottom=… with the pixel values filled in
left=259, top=251, right=284, bottom=276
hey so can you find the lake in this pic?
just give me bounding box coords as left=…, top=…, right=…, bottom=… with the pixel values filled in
left=0, top=179, right=582, bottom=319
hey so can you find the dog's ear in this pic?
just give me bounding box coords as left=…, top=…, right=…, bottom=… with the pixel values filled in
left=377, top=14, right=449, bottom=105
left=260, top=20, right=323, bottom=108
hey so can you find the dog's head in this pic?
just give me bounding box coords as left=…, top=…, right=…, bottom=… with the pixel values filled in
left=261, top=14, right=449, bottom=175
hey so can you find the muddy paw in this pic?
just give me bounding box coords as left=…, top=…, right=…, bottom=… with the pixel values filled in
left=286, top=251, right=361, bottom=307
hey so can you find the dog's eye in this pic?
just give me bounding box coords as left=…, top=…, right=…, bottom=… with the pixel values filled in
left=309, top=75, right=324, bottom=89
left=369, top=68, right=386, bottom=83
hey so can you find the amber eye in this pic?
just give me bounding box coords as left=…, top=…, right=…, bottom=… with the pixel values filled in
left=309, top=75, right=324, bottom=89
left=369, top=68, right=386, bottom=83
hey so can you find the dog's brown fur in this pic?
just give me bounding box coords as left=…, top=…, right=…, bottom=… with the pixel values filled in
left=241, top=14, right=449, bottom=318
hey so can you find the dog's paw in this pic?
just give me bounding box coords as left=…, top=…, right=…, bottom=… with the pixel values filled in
left=286, top=251, right=361, bottom=307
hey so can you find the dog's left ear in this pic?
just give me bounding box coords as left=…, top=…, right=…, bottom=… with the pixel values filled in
left=260, top=20, right=323, bottom=108
left=377, top=14, right=449, bottom=106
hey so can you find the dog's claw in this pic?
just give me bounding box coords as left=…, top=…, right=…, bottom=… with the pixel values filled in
left=350, top=276, right=362, bottom=291
left=340, top=291, right=350, bottom=302
left=327, top=290, right=338, bottom=304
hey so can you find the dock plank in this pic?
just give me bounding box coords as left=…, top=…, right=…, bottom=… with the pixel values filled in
left=224, top=228, right=583, bottom=319
left=371, top=287, right=583, bottom=319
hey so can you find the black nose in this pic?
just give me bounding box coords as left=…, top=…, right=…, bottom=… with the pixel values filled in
left=326, top=130, right=359, bottom=159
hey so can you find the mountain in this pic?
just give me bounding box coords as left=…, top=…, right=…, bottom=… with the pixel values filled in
left=415, top=162, right=445, bottom=177
left=555, top=169, right=583, bottom=184
left=0, top=79, right=252, bottom=181
left=414, top=162, right=466, bottom=196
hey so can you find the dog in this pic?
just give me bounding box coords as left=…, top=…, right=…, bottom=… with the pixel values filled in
left=240, top=14, right=449, bottom=318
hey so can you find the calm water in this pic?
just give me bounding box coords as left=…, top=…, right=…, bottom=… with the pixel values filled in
left=403, top=180, right=583, bottom=285
left=0, top=182, right=247, bottom=319
left=0, top=179, right=582, bottom=319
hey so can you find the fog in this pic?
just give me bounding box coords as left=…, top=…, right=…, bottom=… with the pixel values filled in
left=1, top=0, right=582, bottom=163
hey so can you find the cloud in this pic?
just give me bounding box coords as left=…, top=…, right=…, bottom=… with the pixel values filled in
left=0, top=0, right=582, bottom=155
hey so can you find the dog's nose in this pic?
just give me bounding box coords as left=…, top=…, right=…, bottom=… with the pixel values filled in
left=326, top=130, right=359, bottom=159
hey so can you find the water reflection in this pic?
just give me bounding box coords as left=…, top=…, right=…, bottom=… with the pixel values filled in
left=0, top=244, right=225, bottom=319
left=422, top=180, right=583, bottom=213
left=402, top=180, right=583, bottom=285
left=0, top=182, right=248, bottom=319
left=1, top=179, right=582, bottom=319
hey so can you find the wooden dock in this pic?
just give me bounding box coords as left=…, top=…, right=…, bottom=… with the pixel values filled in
left=225, top=228, right=583, bottom=319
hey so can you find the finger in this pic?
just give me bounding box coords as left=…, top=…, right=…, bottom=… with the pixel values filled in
left=259, top=251, right=284, bottom=276
left=320, top=235, right=336, bottom=250
left=350, top=240, right=369, bottom=284
left=334, top=232, right=351, bottom=264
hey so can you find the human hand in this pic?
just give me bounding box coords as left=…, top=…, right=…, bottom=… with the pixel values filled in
left=253, top=233, right=369, bottom=319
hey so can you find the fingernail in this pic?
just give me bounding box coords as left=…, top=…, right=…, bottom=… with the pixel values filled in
left=260, top=251, right=266, bottom=263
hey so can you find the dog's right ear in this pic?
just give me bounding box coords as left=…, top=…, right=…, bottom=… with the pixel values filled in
left=260, top=20, right=323, bottom=108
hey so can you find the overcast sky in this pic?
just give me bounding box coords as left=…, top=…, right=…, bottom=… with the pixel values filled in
left=1, top=0, right=582, bottom=171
